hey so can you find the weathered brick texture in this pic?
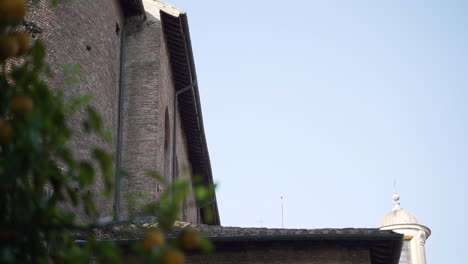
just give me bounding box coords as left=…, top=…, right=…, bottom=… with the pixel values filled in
left=26, top=0, right=124, bottom=219
left=121, top=247, right=371, bottom=264
left=119, top=10, right=197, bottom=222
left=186, top=247, right=371, bottom=264
left=119, top=15, right=162, bottom=216
left=27, top=0, right=199, bottom=223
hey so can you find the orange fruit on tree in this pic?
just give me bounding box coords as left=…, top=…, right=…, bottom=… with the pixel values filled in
left=0, top=118, right=13, bottom=144
left=0, top=35, right=19, bottom=60
left=142, top=230, right=165, bottom=252
left=0, top=0, right=27, bottom=21
left=161, top=249, right=185, bottom=264
left=9, top=95, right=33, bottom=118
left=15, top=32, right=29, bottom=54
left=178, top=227, right=201, bottom=251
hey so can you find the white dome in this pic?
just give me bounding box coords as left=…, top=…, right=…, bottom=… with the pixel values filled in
left=380, top=207, right=419, bottom=227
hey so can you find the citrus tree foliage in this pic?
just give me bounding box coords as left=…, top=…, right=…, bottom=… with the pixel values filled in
left=0, top=1, right=213, bottom=263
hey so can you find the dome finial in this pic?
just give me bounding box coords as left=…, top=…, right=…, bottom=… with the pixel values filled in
left=392, top=179, right=401, bottom=210
left=392, top=194, right=401, bottom=210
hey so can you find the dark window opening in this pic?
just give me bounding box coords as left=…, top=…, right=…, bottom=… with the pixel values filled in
left=115, top=22, right=120, bottom=36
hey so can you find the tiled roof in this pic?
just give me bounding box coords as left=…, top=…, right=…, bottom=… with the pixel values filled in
left=84, top=221, right=402, bottom=264
left=89, top=220, right=399, bottom=242
left=195, top=226, right=396, bottom=240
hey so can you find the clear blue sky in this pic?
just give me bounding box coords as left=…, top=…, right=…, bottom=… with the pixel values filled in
left=168, top=1, right=467, bottom=263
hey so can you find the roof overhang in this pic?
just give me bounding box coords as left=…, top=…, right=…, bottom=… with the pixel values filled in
left=192, top=226, right=403, bottom=264
left=380, top=224, right=431, bottom=238
left=152, top=5, right=220, bottom=225
left=89, top=224, right=403, bottom=264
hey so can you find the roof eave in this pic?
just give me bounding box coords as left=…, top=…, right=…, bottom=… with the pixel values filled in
left=159, top=11, right=220, bottom=226
left=206, top=232, right=403, bottom=264
left=180, top=13, right=221, bottom=226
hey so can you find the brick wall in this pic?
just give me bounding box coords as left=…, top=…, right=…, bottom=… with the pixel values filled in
left=119, top=6, right=197, bottom=222
left=186, top=246, right=371, bottom=264
left=119, top=15, right=162, bottom=216
left=27, top=0, right=199, bottom=222
left=26, top=0, right=124, bottom=219
left=121, top=246, right=371, bottom=264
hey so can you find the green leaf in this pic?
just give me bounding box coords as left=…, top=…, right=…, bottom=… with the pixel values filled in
left=148, top=171, right=164, bottom=182
left=82, top=191, right=97, bottom=216
left=203, top=207, right=214, bottom=224
left=195, top=186, right=209, bottom=201
left=84, top=106, right=102, bottom=133
left=31, top=41, right=46, bottom=70
left=62, top=63, right=81, bottom=87
left=92, top=149, right=114, bottom=195
left=66, top=93, right=94, bottom=113
left=66, top=186, right=78, bottom=206
left=199, top=235, right=215, bottom=254
left=78, top=162, right=94, bottom=186
left=95, top=242, right=120, bottom=262
left=173, top=179, right=188, bottom=202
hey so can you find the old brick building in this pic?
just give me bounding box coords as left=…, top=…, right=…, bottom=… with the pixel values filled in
left=27, top=0, right=219, bottom=224
left=28, top=0, right=404, bottom=263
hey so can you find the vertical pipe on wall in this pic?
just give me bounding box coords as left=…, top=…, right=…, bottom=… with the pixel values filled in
left=113, top=26, right=126, bottom=220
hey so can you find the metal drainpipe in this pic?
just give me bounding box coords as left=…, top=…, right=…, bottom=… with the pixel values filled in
left=171, top=81, right=197, bottom=195
left=113, top=27, right=126, bottom=220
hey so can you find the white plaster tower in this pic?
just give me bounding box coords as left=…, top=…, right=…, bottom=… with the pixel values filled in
left=379, top=194, right=430, bottom=264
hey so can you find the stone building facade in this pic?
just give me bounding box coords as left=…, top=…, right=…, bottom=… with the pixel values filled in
left=26, top=0, right=219, bottom=224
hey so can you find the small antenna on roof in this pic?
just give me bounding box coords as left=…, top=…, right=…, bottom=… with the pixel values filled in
left=280, top=195, right=285, bottom=228
left=394, top=178, right=397, bottom=194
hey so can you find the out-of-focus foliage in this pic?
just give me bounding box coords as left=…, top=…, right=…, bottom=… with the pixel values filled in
left=0, top=0, right=116, bottom=263
left=0, top=0, right=214, bottom=263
